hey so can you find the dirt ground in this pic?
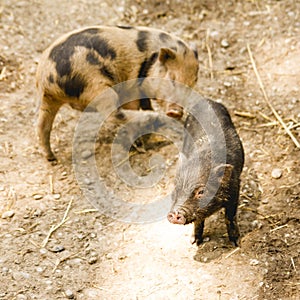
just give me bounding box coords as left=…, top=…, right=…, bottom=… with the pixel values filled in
left=0, top=0, right=299, bottom=299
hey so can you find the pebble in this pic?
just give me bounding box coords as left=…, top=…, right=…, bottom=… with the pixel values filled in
left=33, top=208, right=43, bottom=217
left=81, top=150, right=93, bottom=159
left=65, top=289, right=75, bottom=299
left=84, top=178, right=92, bottom=185
left=250, top=259, right=260, bottom=266
left=271, top=168, right=282, bottom=179
left=90, top=232, right=97, bottom=238
left=88, top=256, right=98, bottom=265
left=40, top=248, right=48, bottom=255
left=106, top=253, right=114, bottom=259
left=12, top=271, right=30, bottom=281
left=251, top=220, right=263, bottom=229
left=83, top=288, right=101, bottom=298
left=33, top=194, right=43, bottom=200
left=53, top=193, right=61, bottom=200
left=221, top=39, right=230, bottom=48
left=1, top=210, right=15, bottom=219
left=223, top=81, right=232, bottom=87
left=50, top=245, right=65, bottom=253
left=36, top=266, right=44, bottom=273
left=16, top=294, right=28, bottom=300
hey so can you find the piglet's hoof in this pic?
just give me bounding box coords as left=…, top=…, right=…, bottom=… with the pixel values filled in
left=190, top=235, right=204, bottom=246
left=46, top=153, right=57, bottom=162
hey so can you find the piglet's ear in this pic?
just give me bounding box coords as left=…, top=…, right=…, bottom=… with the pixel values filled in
left=214, top=164, right=234, bottom=183
left=159, top=48, right=176, bottom=64
left=189, top=42, right=198, bottom=60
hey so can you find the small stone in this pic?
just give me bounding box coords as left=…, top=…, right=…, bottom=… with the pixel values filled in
left=271, top=168, right=282, bottom=179
left=36, top=266, right=44, bottom=273
left=16, top=294, right=28, bottom=300
left=84, top=178, right=92, bottom=185
left=10, top=82, right=16, bottom=90
left=50, top=245, right=65, bottom=253
left=221, top=39, right=229, bottom=48
left=81, top=150, right=93, bottom=159
left=33, top=194, right=43, bottom=200
left=250, top=259, right=260, bottom=266
left=69, top=258, right=82, bottom=265
left=12, top=271, right=30, bottom=281
left=40, top=247, right=47, bottom=254
left=262, top=198, right=269, bottom=204
left=1, top=210, right=15, bottom=219
left=88, top=256, right=98, bottom=265
left=33, top=208, right=43, bottom=217
left=65, top=289, right=75, bottom=299
left=106, top=253, right=114, bottom=259
left=223, top=81, right=232, bottom=87
left=76, top=233, right=85, bottom=240
left=53, top=193, right=61, bottom=200
left=251, top=220, right=263, bottom=229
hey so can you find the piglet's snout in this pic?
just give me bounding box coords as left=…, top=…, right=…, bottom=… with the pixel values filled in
left=167, top=211, right=186, bottom=225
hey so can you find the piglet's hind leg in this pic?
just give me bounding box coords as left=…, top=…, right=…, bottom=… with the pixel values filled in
left=224, top=198, right=240, bottom=247
left=37, top=95, right=62, bottom=161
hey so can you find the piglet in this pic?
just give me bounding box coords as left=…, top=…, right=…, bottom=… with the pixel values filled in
left=167, top=99, right=244, bottom=246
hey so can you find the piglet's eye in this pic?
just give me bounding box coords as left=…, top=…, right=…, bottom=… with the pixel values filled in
left=195, top=188, right=204, bottom=197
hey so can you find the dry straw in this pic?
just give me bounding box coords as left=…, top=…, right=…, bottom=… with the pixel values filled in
left=247, top=43, right=300, bottom=149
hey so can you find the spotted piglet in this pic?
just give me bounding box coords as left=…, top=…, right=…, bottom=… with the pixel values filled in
left=36, top=25, right=199, bottom=161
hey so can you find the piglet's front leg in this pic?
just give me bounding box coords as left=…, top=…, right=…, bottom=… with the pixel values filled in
left=191, top=220, right=205, bottom=246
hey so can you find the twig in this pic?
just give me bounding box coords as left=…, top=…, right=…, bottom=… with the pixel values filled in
left=270, top=224, right=288, bottom=232
left=291, top=257, right=296, bottom=272
left=0, top=66, right=7, bottom=81
left=115, top=151, right=137, bottom=167
left=42, top=198, right=73, bottom=248
left=234, top=111, right=256, bottom=118
left=247, top=44, right=300, bottom=148
left=49, top=175, right=54, bottom=194
left=224, top=247, right=240, bottom=259
left=93, top=285, right=112, bottom=292
left=279, top=181, right=300, bottom=189
left=289, top=122, right=300, bottom=130
left=74, top=208, right=98, bottom=214
left=52, top=251, right=81, bottom=273
left=6, top=186, right=17, bottom=210
left=258, top=111, right=273, bottom=122
left=206, top=29, right=214, bottom=80
left=256, top=121, right=278, bottom=128
left=29, top=239, right=40, bottom=248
